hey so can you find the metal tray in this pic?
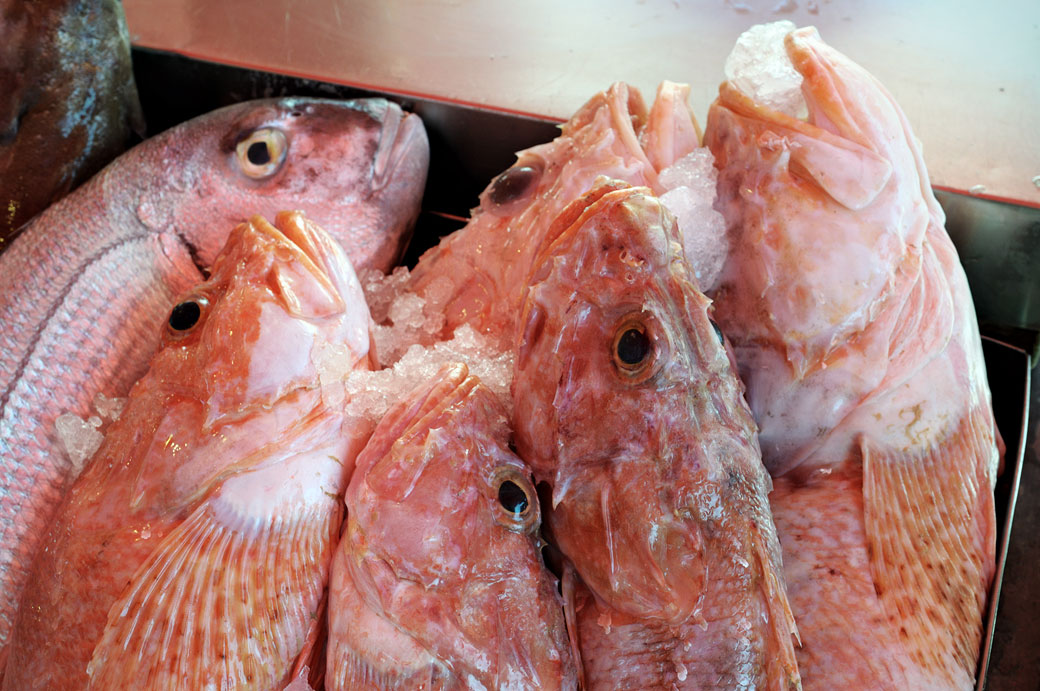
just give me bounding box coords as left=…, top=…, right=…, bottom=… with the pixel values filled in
left=130, top=49, right=1037, bottom=689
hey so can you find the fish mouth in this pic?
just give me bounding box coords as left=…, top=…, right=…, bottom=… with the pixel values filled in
left=370, top=101, right=429, bottom=190
left=248, top=211, right=352, bottom=319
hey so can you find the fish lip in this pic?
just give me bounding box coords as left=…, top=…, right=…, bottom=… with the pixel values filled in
left=370, top=104, right=425, bottom=190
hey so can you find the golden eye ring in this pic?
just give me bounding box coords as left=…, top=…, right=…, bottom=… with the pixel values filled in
left=235, top=128, right=288, bottom=179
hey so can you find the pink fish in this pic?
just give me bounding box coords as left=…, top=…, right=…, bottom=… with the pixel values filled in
left=326, top=363, right=575, bottom=690
left=406, top=81, right=700, bottom=347
left=512, top=182, right=799, bottom=688
left=704, top=25, right=1001, bottom=689
left=0, top=96, right=427, bottom=653
left=2, top=212, right=374, bottom=689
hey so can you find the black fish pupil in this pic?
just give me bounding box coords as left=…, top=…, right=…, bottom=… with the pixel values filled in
left=169, top=301, right=201, bottom=331
left=710, top=319, right=725, bottom=346
left=498, top=480, right=529, bottom=515
left=489, top=166, right=539, bottom=205
left=616, top=328, right=650, bottom=365
left=247, top=141, right=271, bottom=166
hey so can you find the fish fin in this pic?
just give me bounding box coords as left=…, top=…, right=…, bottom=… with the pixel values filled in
left=750, top=520, right=802, bottom=690
left=86, top=500, right=339, bottom=689
left=861, top=403, right=997, bottom=685
left=327, top=642, right=445, bottom=691
left=561, top=561, right=587, bottom=691
left=291, top=590, right=329, bottom=691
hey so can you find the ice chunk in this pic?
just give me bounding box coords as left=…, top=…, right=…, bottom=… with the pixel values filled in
left=358, top=265, right=412, bottom=324
left=724, top=21, right=808, bottom=120
left=56, top=413, right=104, bottom=475
left=657, top=149, right=730, bottom=292
left=93, top=393, right=126, bottom=421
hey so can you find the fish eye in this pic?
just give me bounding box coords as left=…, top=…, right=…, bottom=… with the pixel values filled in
left=486, top=162, right=542, bottom=210
left=611, top=316, right=657, bottom=380
left=235, top=128, right=288, bottom=179
left=709, top=319, right=725, bottom=346
left=166, top=296, right=208, bottom=335
left=491, top=467, right=539, bottom=534
left=499, top=480, right=529, bottom=515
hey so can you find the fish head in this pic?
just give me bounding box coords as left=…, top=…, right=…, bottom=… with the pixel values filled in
left=344, top=364, right=573, bottom=688
left=704, top=23, right=945, bottom=470
left=155, top=210, right=371, bottom=423
left=513, top=182, right=762, bottom=624
left=163, top=97, right=428, bottom=272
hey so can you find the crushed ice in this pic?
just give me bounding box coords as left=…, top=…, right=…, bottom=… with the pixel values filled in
left=56, top=414, right=104, bottom=475
left=56, top=394, right=129, bottom=475
left=724, top=21, right=808, bottom=120
left=658, top=149, right=730, bottom=292
left=322, top=267, right=512, bottom=427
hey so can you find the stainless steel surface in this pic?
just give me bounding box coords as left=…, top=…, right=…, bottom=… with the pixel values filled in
left=938, top=191, right=1040, bottom=334
left=132, top=51, right=1038, bottom=689
left=121, top=0, right=1040, bottom=206
left=976, top=338, right=1031, bottom=690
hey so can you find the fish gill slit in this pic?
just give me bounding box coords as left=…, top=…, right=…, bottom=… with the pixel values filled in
left=176, top=232, right=210, bottom=279
left=0, top=231, right=156, bottom=422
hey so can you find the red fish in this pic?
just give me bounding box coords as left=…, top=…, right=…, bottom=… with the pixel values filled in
left=704, top=24, right=1001, bottom=689
left=2, top=212, right=374, bottom=689
left=512, top=182, right=799, bottom=688
left=326, top=363, right=575, bottom=690
left=0, top=97, right=426, bottom=653
left=406, top=81, right=700, bottom=348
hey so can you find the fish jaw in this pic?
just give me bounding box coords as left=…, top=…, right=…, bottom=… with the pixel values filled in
left=157, top=97, right=428, bottom=273
left=329, top=364, right=574, bottom=690
left=513, top=183, right=769, bottom=624
left=160, top=212, right=371, bottom=426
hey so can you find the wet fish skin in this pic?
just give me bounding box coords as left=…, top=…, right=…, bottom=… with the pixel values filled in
left=0, top=0, right=144, bottom=245
left=704, top=25, right=1000, bottom=689
left=2, top=211, right=374, bottom=690
left=0, top=96, right=427, bottom=654
left=512, top=183, right=798, bottom=689
left=326, top=363, right=575, bottom=691
left=407, top=81, right=699, bottom=347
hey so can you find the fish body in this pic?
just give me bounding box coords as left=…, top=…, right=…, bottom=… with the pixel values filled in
left=326, top=363, right=575, bottom=691
left=0, top=0, right=144, bottom=245
left=407, top=81, right=700, bottom=347
left=512, top=183, right=798, bottom=689
left=704, top=25, right=1000, bottom=689
left=2, top=212, right=374, bottom=689
left=0, top=97, right=427, bottom=651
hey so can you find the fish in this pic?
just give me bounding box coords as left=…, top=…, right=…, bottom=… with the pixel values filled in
left=0, top=0, right=144, bottom=245
left=703, top=24, right=1001, bottom=689
left=511, top=182, right=799, bottom=688
left=1, top=211, right=375, bottom=689
left=326, top=362, right=576, bottom=690
left=406, top=81, right=700, bottom=349
left=0, top=96, right=427, bottom=653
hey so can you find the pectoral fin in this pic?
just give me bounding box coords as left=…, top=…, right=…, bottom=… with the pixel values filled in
left=87, top=500, right=340, bottom=689
left=861, top=403, right=997, bottom=687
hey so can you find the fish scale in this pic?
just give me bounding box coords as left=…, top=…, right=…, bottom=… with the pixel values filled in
left=0, top=97, right=428, bottom=657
